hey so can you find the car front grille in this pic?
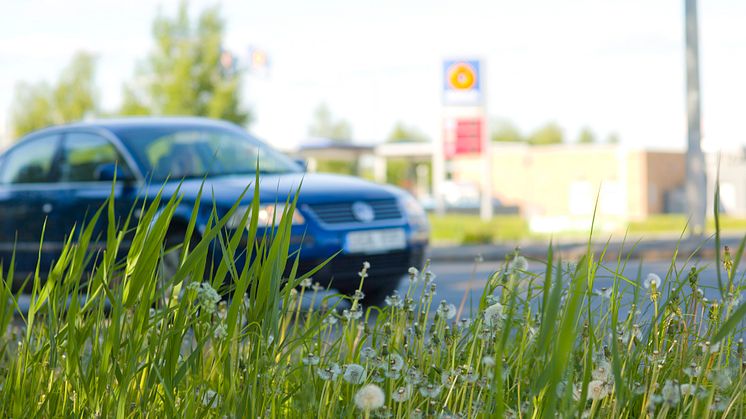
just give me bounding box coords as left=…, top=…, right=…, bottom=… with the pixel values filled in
left=305, top=199, right=403, bottom=224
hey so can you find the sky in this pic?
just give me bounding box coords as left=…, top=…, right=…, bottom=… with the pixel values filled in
left=1, top=0, right=745, bottom=151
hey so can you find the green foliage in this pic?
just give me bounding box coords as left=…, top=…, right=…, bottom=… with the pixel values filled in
left=491, top=120, right=524, bottom=143
left=386, top=122, right=429, bottom=143
left=607, top=132, right=621, bottom=144
left=577, top=127, right=596, bottom=144
left=527, top=122, right=564, bottom=146
left=308, top=103, right=353, bottom=142
left=120, top=2, right=250, bottom=126
left=315, top=160, right=356, bottom=175
left=429, top=214, right=529, bottom=243
left=10, top=52, right=98, bottom=138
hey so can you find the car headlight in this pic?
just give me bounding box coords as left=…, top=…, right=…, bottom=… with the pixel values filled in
left=226, top=204, right=305, bottom=229
left=400, top=195, right=428, bottom=226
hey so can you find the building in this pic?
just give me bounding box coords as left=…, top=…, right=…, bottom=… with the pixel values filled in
left=450, top=144, right=686, bottom=232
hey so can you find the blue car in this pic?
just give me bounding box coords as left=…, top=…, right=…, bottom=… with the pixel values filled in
left=0, top=117, right=429, bottom=302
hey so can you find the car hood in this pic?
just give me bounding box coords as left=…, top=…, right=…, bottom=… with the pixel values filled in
left=160, top=172, right=405, bottom=207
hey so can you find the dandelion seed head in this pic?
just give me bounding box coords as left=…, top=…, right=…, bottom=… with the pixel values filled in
left=644, top=273, right=661, bottom=289
left=483, top=302, right=504, bottom=328
left=437, top=301, right=457, bottom=320
left=343, top=363, right=366, bottom=384
left=441, top=369, right=458, bottom=387
left=391, top=385, right=412, bottom=402
left=302, top=353, right=320, bottom=366
left=354, top=384, right=385, bottom=411
left=201, top=389, right=221, bottom=409
left=680, top=383, right=698, bottom=397
left=594, top=287, right=613, bottom=299
left=404, top=367, right=423, bottom=385
left=683, top=363, right=701, bottom=377
left=592, top=361, right=612, bottom=382
left=360, top=347, right=377, bottom=362
left=317, top=363, right=341, bottom=381
left=509, top=255, right=528, bottom=272
left=419, top=383, right=442, bottom=398
left=387, top=353, right=405, bottom=371
left=587, top=380, right=610, bottom=400
left=213, top=323, right=227, bottom=341
left=661, top=380, right=681, bottom=406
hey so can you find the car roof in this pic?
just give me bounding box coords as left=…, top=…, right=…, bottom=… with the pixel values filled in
left=20, top=117, right=243, bottom=140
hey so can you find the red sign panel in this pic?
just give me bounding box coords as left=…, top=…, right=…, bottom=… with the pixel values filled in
left=444, top=118, right=482, bottom=158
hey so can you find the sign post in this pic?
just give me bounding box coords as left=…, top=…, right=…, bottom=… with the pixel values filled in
left=439, top=59, right=492, bottom=220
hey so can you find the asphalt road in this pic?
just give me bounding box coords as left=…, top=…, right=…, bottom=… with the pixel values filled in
left=8, top=256, right=733, bottom=316
left=421, top=258, right=727, bottom=314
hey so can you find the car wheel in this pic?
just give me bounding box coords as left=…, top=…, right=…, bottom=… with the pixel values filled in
left=157, top=229, right=191, bottom=307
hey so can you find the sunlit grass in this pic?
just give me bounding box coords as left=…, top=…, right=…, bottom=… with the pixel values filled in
left=1, top=183, right=746, bottom=417
left=430, top=213, right=746, bottom=245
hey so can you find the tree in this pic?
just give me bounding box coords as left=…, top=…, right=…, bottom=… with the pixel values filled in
left=307, top=103, right=352, bottom=142
left=606, top=132, right=620, bottom=144
left=491, top=120, right=523, bottom=143
left=577, top=127, right=596, bottom=144
left=527, top=122, right=563, bottom=146
left=386, top=122, right=429, bottom=143
left=11, top=52, right=97, bottom=138
left=121, top=2, right=250, bottom=125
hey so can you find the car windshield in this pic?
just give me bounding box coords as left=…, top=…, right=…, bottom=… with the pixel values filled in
left=114, top=125, right=302, bottom=181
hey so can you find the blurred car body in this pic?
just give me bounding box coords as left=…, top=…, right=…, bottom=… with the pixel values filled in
left=0, top=117, right=429, bottom=301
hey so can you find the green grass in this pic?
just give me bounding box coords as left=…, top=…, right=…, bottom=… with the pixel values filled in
left=430, top=213, right=746, bottom=245
left=2, top=184, right=746, bottom=417
left=629, top=214, right=746, bottom=235
left=428, top=214, right=529, bottom=244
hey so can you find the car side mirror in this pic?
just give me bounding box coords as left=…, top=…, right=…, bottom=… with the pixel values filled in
left=95, top=163, right=135, bottom=183
left=294, top=158, right=308, bottom=172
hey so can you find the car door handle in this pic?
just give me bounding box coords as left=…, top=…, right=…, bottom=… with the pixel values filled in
left=42, top=203, right=53, bottom=214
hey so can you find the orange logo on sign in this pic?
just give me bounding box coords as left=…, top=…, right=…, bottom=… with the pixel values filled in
left=447, top=62, right=477, bottom=90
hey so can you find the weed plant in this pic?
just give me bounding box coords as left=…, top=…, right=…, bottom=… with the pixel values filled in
left=1, top=183, right=746, bottom=418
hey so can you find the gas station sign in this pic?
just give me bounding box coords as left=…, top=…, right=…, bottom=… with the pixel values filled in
left=443, top=60, right=482, bottom=106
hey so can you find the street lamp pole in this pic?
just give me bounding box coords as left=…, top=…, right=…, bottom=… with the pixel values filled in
left=685, top=0, right=707, bottom=237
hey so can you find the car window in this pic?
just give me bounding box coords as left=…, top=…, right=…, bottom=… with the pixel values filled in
left=61, top=132, right=128, bottom=182
left=0, top=135, right=61, bottom=184
left=115, top=126, right=301, bottom=181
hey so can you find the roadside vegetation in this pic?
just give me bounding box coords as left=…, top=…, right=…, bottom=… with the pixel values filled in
left=2, top=185, right=746, bottom=417
left=429, top=213, right=746, bottom=245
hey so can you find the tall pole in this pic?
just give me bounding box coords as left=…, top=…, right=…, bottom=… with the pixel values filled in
left=685, top=0, right=707, bottom=236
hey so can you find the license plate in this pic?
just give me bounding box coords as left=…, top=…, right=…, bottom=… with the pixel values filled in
left=345, top=228, right=406, bottom=254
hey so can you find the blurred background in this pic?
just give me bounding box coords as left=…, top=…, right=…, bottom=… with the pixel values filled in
left=2, top=0, right=745, bottom=245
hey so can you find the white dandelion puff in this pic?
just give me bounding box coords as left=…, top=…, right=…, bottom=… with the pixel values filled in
left=437, top=301, right=457, bottom=320
left=419, top=383, right=442, bottom=398
left=483, top=303, right=504, bottom=327
left=644, top=273, right=661, bottom=289
left=354, top=384, right=385, bottom=411
left=213, top=323, right=227, bottom=341
left=302, top=353, right=320, bottom=366
left=509, top=255, right=528, bottom=272
left=392, top=385, right=412, bottom=402
left=360, top=347, right=377, bottom=362
left=587, top=380, right=610, bottom=400
left=661, top=380, right=681, bottom=406
left=343, top=364, right=366, bottom=384
left=317, top=363, right=341, bottom=381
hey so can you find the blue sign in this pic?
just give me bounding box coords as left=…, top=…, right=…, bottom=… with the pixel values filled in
left=443, top=59, right=482, bottom=105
